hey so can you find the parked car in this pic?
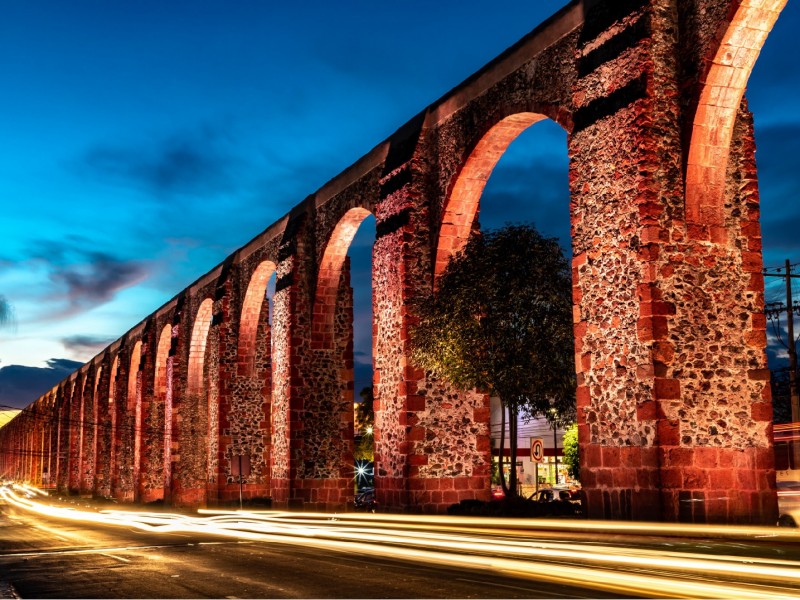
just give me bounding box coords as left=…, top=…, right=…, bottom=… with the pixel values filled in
left=354, top=488, right=377, bottom=512
left=529, top=486, right=582, bottom=516
left=777, top=480, right=800, bottom=527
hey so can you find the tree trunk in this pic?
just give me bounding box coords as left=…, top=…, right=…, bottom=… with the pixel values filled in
left=508, top=403, right=518, bottom=497
left=499, top=402, right=508, bottom=496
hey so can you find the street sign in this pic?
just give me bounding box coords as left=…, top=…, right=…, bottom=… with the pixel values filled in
left=530, top=438, right=544, bottom=463
left=232, top=453, right=252, bottom=511
left=231, top=454, right=251, bottom=478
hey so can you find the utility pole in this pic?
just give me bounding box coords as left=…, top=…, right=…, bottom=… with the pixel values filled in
left=763, top=260, right=800, bottom=424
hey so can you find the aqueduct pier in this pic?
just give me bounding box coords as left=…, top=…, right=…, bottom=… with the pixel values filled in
left=0, top=0, right=787, bottom=523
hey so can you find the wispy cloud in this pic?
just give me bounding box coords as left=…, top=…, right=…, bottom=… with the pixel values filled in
left=61, top=334, right=116, bottom=358
left=78, top=123, right=245, bottom=198
left=28, top=237, right=149, bottom=319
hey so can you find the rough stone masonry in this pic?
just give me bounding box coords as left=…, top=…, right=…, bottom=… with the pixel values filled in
left=0, top=0, right=786, bottom=523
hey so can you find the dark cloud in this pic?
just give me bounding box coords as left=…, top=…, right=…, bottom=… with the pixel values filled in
left=0, top=358, right=83, bottom=409
left=79, top=124, right=244, bottom=198
left=51, top=251, right=147, bottom=308
left=29, top=238, right=149, bottom=317
left=61, top=335, right=116, bottom=357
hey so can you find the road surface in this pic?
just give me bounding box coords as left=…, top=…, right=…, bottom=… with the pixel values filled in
left=2, top=486, right=800, bottom=598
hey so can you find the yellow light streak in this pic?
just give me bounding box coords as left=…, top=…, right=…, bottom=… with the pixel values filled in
left=3, top=485, right=800, bottom=599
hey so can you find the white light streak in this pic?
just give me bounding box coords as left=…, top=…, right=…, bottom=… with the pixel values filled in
left=3, top=485, right=800, bottom=599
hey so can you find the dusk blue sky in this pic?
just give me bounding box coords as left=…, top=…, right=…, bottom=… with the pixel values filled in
left=1, top=1, right=799, bottom=408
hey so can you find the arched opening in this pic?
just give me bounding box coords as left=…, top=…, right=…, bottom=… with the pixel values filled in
left=90, top=366, right=102, bottom=492
left=155, top=324, right=172, bottom=499
left=307, top=206, right=375, bottom=508
left=188, top=300, right=214, bottom=396
left=108, top=355, right=119, bottom=496
left=228, top=260, right=277, bottom=502
left=740, top=0, right=800, bottom=506
left=70, top=375, right=87, bottom=493
left=350, top=216, right=376, bottom=494
left=436, top=113, right=549, bottom=283
left=238, top=261, right=277, bottom=375
left=314, top=207, right=372, bottom=348
left=685, top=0, right=787, bottom=232
left=178, top=298, right=214, bottom=505
left=432, top=113, right=572, bottom=504
left=128, top=340, right=142, bottom=500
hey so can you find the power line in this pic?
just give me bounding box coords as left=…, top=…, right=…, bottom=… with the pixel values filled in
left=763, top=259, right=800, bottom=424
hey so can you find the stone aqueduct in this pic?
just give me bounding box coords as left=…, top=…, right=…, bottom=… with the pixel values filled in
left=0, top=0, right=788, bottom=523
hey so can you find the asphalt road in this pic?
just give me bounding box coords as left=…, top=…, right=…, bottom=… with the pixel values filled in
left=3, top=489, right=800, bottom=599
left=0, top=501, right=615, bottom=599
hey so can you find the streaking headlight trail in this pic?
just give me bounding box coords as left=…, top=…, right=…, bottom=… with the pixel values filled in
left=3, top=485, right=800, bottom=599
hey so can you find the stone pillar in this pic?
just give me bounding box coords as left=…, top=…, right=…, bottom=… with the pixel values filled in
left=113, top=347, right=135, bottom=502
left=140, top=323, right=168, bottom=504
left=94, top=358, right=114, bottom=498
left=373, top=150, right=491, bottom=513
left=80, top=369, right=96, bottom=495
left=292, top=253, right=355, bottom=511
left=218, top=260, right=275, bottom=505
left=572, top=0, right=776, bottom=523
left=68, top=376, right=84, bottom=494
left=270, top=230, right=304, bottom=508
left=170, top=294, right=220, bottom=508
left=55, top=385, right=70, bottom=493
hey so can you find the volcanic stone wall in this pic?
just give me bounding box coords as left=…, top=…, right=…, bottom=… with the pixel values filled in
left=0, top=0, right=784, bottom=522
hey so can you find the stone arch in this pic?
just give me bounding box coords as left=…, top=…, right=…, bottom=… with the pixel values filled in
left=68, top=373, right=87, bottom=492
left=128, top=340, right=143, bottom=499
left=685, top=0, right=787, bottom=231
left=435, top=112, right=566, bottom=283
left=188, top=299, right=214, bottom=396
left=155, top=324, right=172, bottom=496
left=238, top=260, right=277, bottom=375
left=299, top=205, right=374, bottom=508
left=313, top=207, right=373, bottom=350
left=175, top=298, right=215, bottom=506
left=90, top=366, right=102, bottom=492
left=108, top=355, right=119, bottom=495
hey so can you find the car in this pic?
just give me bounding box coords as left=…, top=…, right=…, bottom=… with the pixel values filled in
left=777, top=480, right=800, bottom=527
left=528, top=486, right=582, bottom=516
left=354, top=488, right=377, bottom=512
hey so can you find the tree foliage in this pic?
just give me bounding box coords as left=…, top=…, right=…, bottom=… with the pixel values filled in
left=562, top=423, right=580, bottom=481
left=411, top=224, right=576, bottom=496
left=354, top=386, right=374, bottom=462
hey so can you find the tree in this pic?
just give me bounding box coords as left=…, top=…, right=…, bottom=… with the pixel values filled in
left=354, top=386, right=374, bottom=462
left=562, top=423, right=580, bottom=481
left=410, top=224, right=575, bottom=497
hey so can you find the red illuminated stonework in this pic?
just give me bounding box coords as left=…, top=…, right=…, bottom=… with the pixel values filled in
left=0, top=0, right=784, bottom=523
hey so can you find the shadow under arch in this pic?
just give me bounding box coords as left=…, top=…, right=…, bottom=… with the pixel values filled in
left=435, top=111, right=569, bottom=283
left=685, top=0, right=787, bottom=233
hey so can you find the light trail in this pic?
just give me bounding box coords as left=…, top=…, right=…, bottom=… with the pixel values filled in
left=3, top=485, right=800, bottom=599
